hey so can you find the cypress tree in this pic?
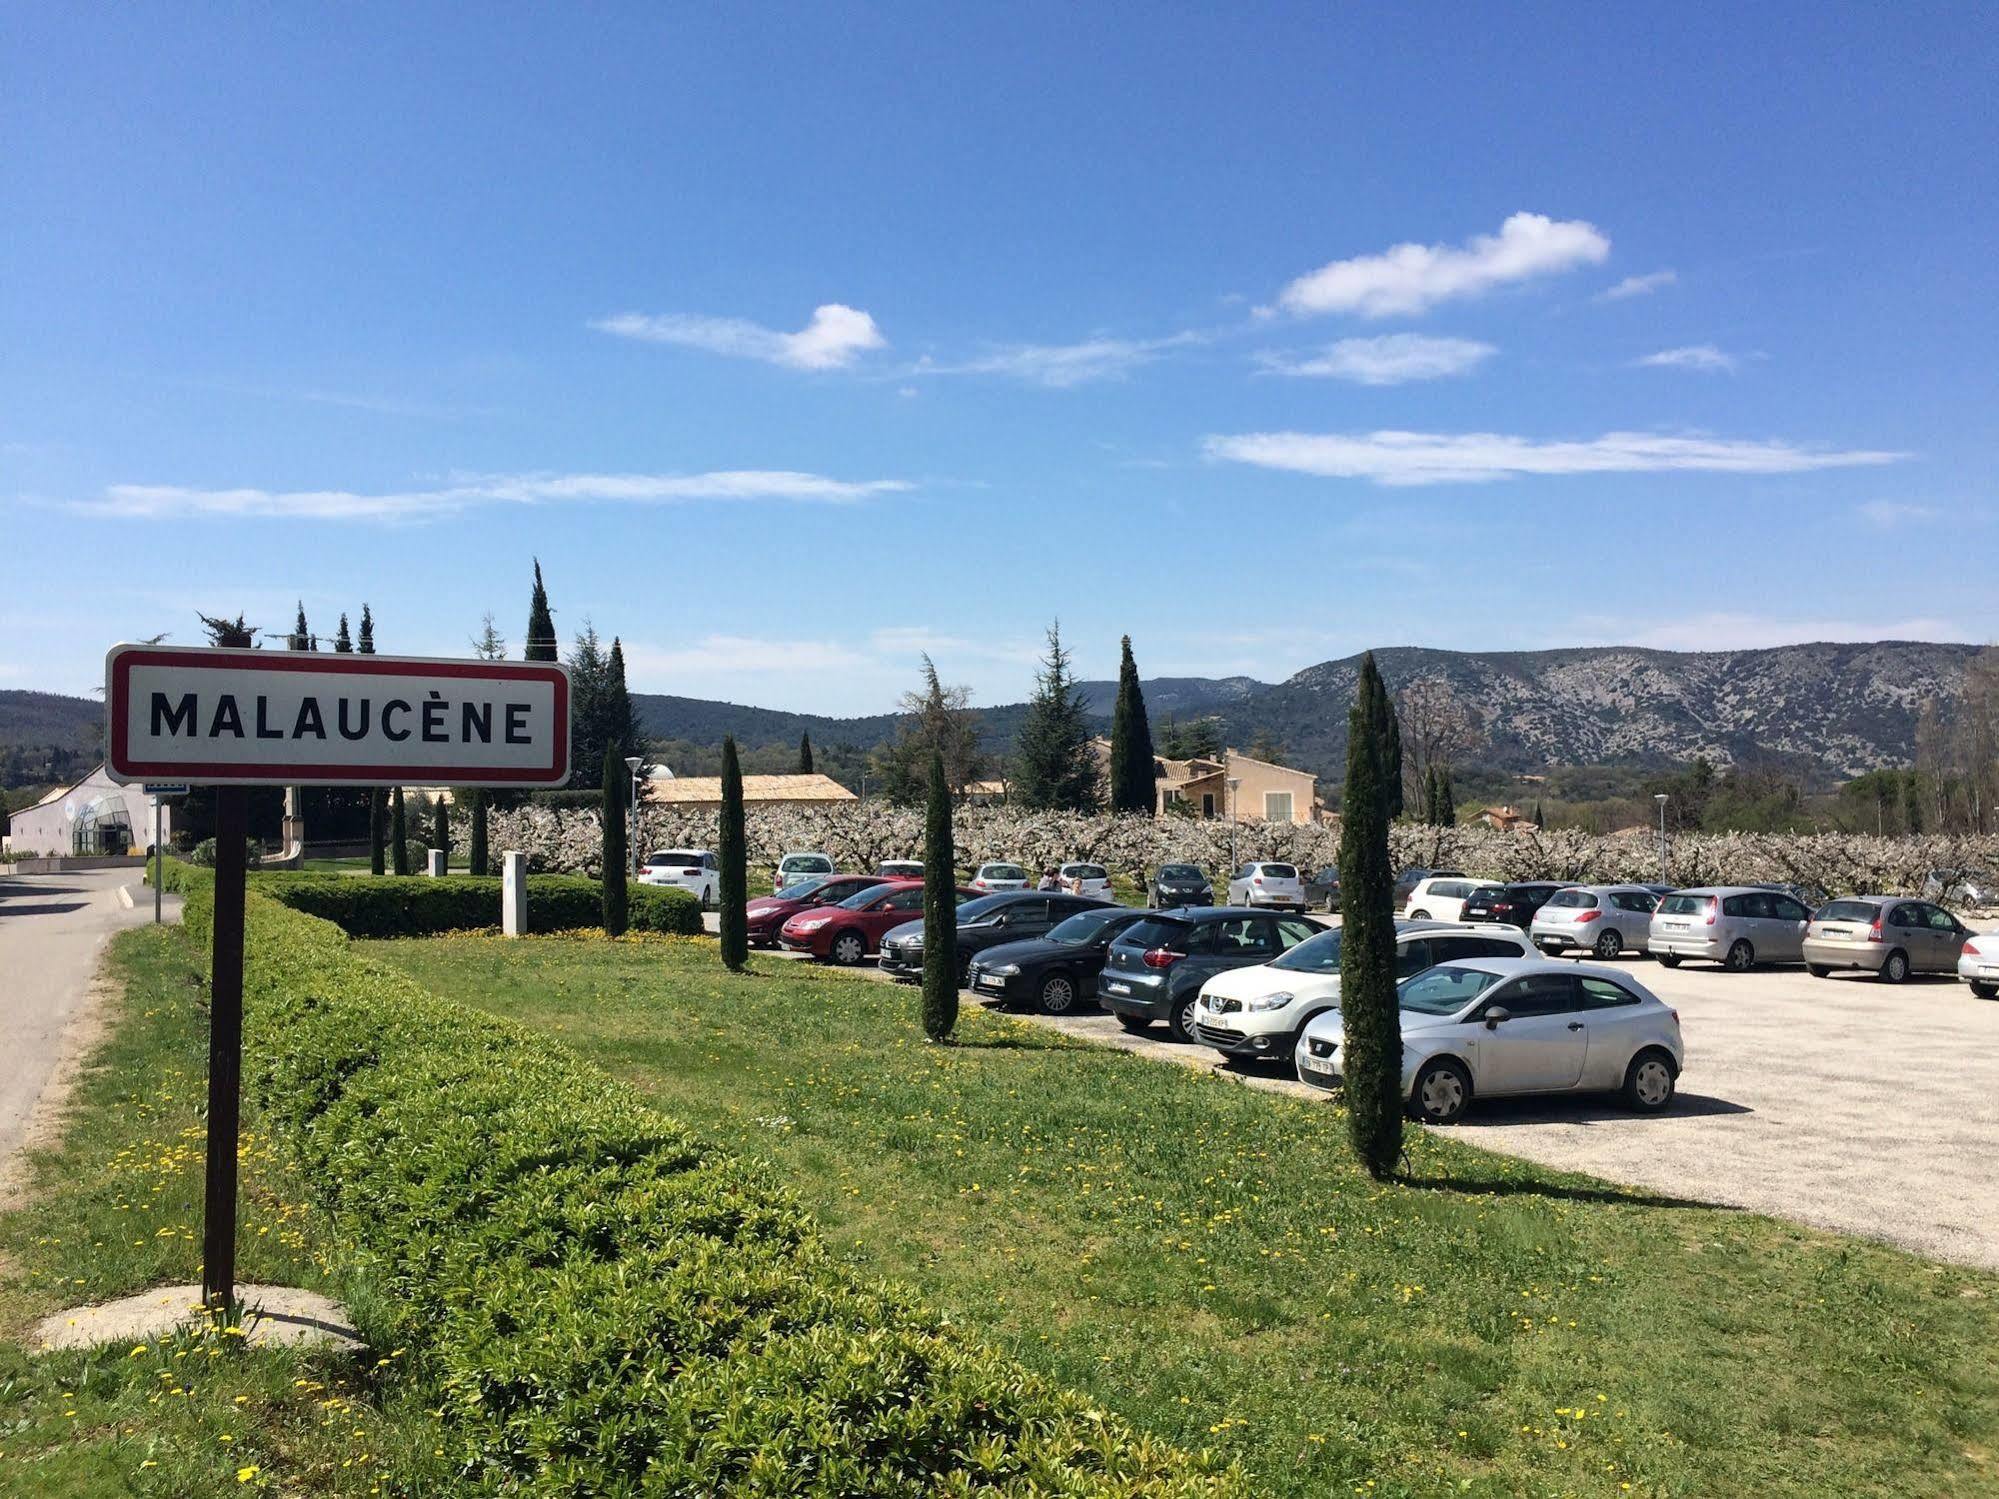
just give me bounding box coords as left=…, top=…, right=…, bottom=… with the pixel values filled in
left=368, top=789, right=386, bottom=875
left=467, top=788, right=489, bottom=877
left=1438, top=770, right=1456, bottom=827
left=921, top=748, right=958, bottom=1042
left=1382, top=676, right=1405, bottom=820
left=798, top=732, right=814, bottom=775
left=601, top=746, right=628, bottom=936
left=332, top=613, right=353, bottom=653
left=1532, top=799, right=1545, bottom=830
left=567, top=625, right=609, bottom=789
left=524, top=560, right=557, bottom=663
left=357, top=605, right=375, bottom=655
left=1108, top=634, right=1157, bottom=815
left=718, top=736, right=748, bottom=970
left=287, top=602, right=314, bottom=651
left=1422, top=764, right=1440, bottom=825
left=605, top=637, right=641, bottom=758
left=432, top=795, right=450, bottom=866
left=1339, top=652, right=1403, bottom=1180
left=390, top=787, right=409, bottom=875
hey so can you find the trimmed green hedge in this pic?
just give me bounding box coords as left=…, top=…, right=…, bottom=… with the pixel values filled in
left=246, top=872, right=701, bottom=938
left=169, top=865, right=1242, bottom=1495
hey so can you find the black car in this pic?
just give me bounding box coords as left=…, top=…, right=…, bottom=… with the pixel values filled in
left=966, top=906, right=1155, bottom=1014
left=1098, top=906, right=1321, bottom=1041
left=1301, top=866, right=1342, bottom=913
left=878, top=891, right=1114, bottom=982
left=1393, top=866, right=1465, bottom=909
left=1460, top=881, right=1566, bottom=928
left=1149, top=862, right=1213, bottom=907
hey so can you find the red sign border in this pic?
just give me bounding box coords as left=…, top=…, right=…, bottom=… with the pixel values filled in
left=105, top=645, right=571, bottom=786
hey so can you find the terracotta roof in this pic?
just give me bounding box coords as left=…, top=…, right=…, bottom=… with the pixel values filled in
left=643, top=772, right=857, bottom=805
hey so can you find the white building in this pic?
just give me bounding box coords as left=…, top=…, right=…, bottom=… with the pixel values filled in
left=4, top=763, right=173, bottom=857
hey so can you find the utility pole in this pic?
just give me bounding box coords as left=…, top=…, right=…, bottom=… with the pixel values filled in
left=1654, top=793, right=1669, bottom=884
left=625, top=756, right=643, bottom=876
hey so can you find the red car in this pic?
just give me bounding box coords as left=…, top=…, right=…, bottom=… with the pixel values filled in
left=779, top=879, right=976, bottom=965
left=743, top=874, right=892, bottom=948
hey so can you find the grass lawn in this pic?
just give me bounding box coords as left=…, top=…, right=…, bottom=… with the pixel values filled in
left=0, top=926, right=442, bottom=1496
left=368, top=933, right=1999, bottom=1498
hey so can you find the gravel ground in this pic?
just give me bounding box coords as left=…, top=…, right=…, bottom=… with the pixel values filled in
left=708, top=910, right=1999, bottom=1270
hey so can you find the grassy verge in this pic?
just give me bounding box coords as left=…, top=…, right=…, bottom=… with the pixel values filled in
left=0, top=926, right=442, bottom=1496
left=369, top=934, right=1999, bottom=1498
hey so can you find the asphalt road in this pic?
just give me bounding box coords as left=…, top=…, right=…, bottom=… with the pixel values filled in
left=0, top=869, right=171, bottom=1173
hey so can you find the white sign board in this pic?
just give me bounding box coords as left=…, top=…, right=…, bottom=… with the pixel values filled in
left=104, top=644, right=571, bottom=787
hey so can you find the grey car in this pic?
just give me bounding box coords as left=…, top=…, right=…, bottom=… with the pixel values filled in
left=1803, top=896, right=1973, bottom=983
left=1098, top=907, right=1321, bottom=1041
left=1648, top=885, right=1812, bottom=971
left=1530, top=885, right=1661, bottom=960
left=1301, top=866, right=1342, bottom=912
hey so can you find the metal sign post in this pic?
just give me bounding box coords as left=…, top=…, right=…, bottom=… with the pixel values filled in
left=107, top=646, right=570, bottom=1315
left=142, top=784, right=188, bottom=925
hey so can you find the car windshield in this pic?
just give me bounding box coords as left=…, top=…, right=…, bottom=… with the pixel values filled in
left=1659, top=893, right=1714, bottom=915
left=649, top=851, right=703, bottom=865
left=775, top=876, right=830, bottom=900
left=1546, top=889, right=1594, bottom=908
left=1818, top=899, right=1880, bottom=923
left=1118, top=916, right=1191, bottom=950
left=838, top=883, right=903, bottom=909
left=982, top=864, right=1027, bottom=881
left=1159, top=865, right=1203, bottom=882
left=1399, top=964, right=1503, bottom=1015
left=957, top=894, right=1022, bottom=922
left=1258, top=864, right=1297, bottom=879
left=1270, top=928, right=1341, bottom=973
left=1047, top=908, right=1128, bottom=944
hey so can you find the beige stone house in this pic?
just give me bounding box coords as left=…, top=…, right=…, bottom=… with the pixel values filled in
left=642, top=771, right=857, bottom=813
left=1082, top=738, right=1319, bottom=825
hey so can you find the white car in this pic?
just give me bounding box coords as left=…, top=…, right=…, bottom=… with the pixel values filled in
left=1961, top=930, right=1999, bottom=1000
left=1192, top=921, right=1532, bottom=1065
left=1293, top=957, right=1685, bottom=1124
left=877, top=860, right=923, bottom=879
left=1401, top=876, right=1502, bottom=923
left=639, top=848, right=720, bottom=909
left=1057, top=862, right=1112, bottom=899
left=772, top=850, right=835, bottom=895
left=1226, top=861, right=1305, bottom=910
left=970, top=862, right=1031, bottom=893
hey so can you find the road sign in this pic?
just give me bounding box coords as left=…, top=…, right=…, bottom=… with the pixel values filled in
left=142, top=782, right=191, bottom=798
left=103, top=644, right=570, bottom=787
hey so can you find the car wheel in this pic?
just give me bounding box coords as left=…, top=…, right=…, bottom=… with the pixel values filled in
left=1879, top=949, right=1910, bottom=984
left=1657, top=953, right=1682, bottom=969
left=1593, top=929, right=1623, bottom=960
left=1807, top=963, right=1832, bottom=978
left=1037, top=971, right=1079, bottom=1015
left=1409, top=909, right=1430, bottom=920
left=1167, top=994, right=1199, bottom=1043
left=1724, top=940, right=1755, bottom=972
left=1971, top=981, right=1998, bottom=1000
left=1621, top=1049, right=1677, bottom=1113
left=829, top=931, right=865, bottom=966
left=701, top=885, right=715, bottom=912
left=1116, top=1014, right=1152, bottom=1035
left=1409, top=1059, right=1472, bottom=1125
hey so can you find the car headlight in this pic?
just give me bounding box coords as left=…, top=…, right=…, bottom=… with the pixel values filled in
left=796, top=916, right=829, bottom=931
left=986, top=962, right=1019, bottom=977
left=1246, top=991, right=1294, bottom=1012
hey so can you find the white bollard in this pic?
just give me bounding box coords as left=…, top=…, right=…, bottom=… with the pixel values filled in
left=502, top=851, right=528, bottom=937
left=426, top=848, right=446, bottom=878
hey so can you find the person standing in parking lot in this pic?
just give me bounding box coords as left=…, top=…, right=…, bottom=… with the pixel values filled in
left=1037, top=867, right=1059, bottom=891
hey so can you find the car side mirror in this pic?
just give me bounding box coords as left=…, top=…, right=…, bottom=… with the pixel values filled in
left=1483, top=1005, right=1511, bottom=1030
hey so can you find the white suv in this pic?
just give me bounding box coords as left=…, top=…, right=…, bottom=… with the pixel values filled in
left=1192, top=921, right=1532, bottom=1065
left=1402, top=876, right=1502, bottom=923
left=640, top=848, right=720, bottom=909
left=1226, top=862, right=1305, bottom=910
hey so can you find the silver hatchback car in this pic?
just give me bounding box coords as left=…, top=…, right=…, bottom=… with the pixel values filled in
left=1803, top=896, right=1974, bottom=984
left=1530, top=885, right=1661, bottom=959
left=1649, top=886, right=1812, bottom=971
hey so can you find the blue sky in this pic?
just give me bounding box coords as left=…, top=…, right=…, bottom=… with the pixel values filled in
left=5, top=3, right=1995, bottom=715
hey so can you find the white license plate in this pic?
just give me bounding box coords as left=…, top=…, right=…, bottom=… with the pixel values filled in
left=1300, top=1055, right=1334, bottom=1074
left=1102, top=979, right=1131, bottom=996
left=975, top=977, right=1006, bottom=992
left=1664, top=921, right=1689, bottom=932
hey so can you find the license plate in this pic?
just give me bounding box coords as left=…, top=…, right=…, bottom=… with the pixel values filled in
left=1300, top=1055, right=1334, bottom=1074
left=1664, top=921, right=1689, bottom=931
left=1537, top=938, right=1564, bottom=950
left=1102, top=979, right=1130, bottom=996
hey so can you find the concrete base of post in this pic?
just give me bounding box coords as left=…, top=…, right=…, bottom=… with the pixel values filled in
left=426, top=848, right=446, bottom=877
left=502, top=851, right=527, bottom=936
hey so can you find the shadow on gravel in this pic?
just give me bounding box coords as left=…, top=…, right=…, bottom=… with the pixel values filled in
left=1452, top=1091, right=1753, bottom=1127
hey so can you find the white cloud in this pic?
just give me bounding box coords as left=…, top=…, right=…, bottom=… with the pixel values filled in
left=1635, top=344, right=1739, bottom=373
left=622, top=635, right=875, bottom=676
left=1275, top=212, right=1610, bottom=319
left=592, top=303, right=886, bottom=370
left=1856, top=500, right=1941, bottom=528
left=1203, top=429, right=1908, bottom=487
left=67, top=469, right=913, bottom=521
left=1596, top=269, right=1677, bottom=302
left=1257, top=334, right=1495, bottom=385
left=914, top=332, right=1202, bottom=388
left=1570, top=611, right=1965, bottom=652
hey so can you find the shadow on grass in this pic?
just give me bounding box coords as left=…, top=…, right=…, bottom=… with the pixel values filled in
left=1397, top=1171, right=1732, bottom=1212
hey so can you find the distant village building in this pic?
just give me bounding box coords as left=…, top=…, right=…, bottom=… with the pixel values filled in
left=641, top=770, right=857, bottom=813
left=4, top=762, right=170, bottom=857
left=963, top=779, right=1010, bottom=805
left=1474, top=804, right=1540, bottom=834
left=1087, top=738, right=1324, bottom=825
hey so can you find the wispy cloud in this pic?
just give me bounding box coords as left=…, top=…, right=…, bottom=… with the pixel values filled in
left=1204, top=429, right=1908, bottom=487
left=62, top=469, right=914, bottom=521
left=1256, top=334, right=1495, bottom=385
left=1855, top=500, right=1941, bottom=528
left=1635, top=344, right=1741, bottom=373
left=1569, top=611, right=1965, bottom=652
left=592, top=303, right=886, bottom=370
left=912, top=331, right=1203, bottom=388
left=1275, top=212, right=1610, bottom=319
left=1596, top=269, right=1677, bottom=302
left=622, top=635, right=876, bottom=676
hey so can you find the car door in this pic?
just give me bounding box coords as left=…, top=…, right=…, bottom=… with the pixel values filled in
left=1910, top=902, right=1958, bottom=972
left=1206, top=914, right=1278, bottom=977
left=1610, top=890, right=1657, bottom=949
left=1469, top=973, right=1588, bottom=1094
left=1765, top=894, right=1811, bottom=961
left=1574, top=974, right=1648, bottom=1087
left=994, top=896, right=1054, bottom=944
left=864, top=886, right=926, bottom=944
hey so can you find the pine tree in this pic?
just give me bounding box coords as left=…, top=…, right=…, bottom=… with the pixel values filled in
left=869, top=656, right=986, bottom=803
left=798, top=732, right=815, bottom=775
left=1340, top=653, right=1403, bottom=1180
left=524, top=561, right=557, bottom=663
left=332, top=613, right=353, bottom=653
left=1108, top=635, right=1157, bottom=815
left=466, top=788, right=489, bottom=877
left=921, top=749, right=958, bottom=1042
left=471, top=613, right=506, bottom=660
left=368, top=789, right=385, bottom=875
left=198, top=613, right=257, bottom=647
left=604, top=637, right=641, bottom=758
left=431, top=795, right=450, bottom=866
left=390, top=787, right=409, bottom=875
left=1012, top=622, right=1100, bottom=812
left=286, top=602, right=314, bottom=651
left=718, top=736, right=748, bottom=971
left=600, top=746, right=628, bottom=936
left=357, top=605, right=375, bottom=655
left=566, top=624, right=610, bottom=788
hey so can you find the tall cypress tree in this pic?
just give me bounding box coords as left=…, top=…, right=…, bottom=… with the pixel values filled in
left=286, top=602, right=314, bottom=652
left=1532, top=799, right=1545, bottom=830
left=601, top=746, right=628, bottom=936
left=467, top=788, right=489, bottom=877
left=604, top=637, right=641, bottom=757
left=1382, top=675, right=1405, bottom=820
left=798, top=732, right=814, bottom=775
left=718, top=736, right=748, bottom=971
left=1438, top=770, right=1456, bottom=828
left=1340, top=652, right=1403, bottom=1180
left=524, top=560, right=557, bottom=663
left=390, top=787, right=409, bottom=875
left=431, top=795, right=450, bottom=866
left=1108, top=634, right=1157, bottom=815
left=921, top=748, right=958, bottom=1042
left=332, top=613, right=353, bottom=653
left=1422, top=764, right=1440, bottom=825
left=357, top=605, right=375, bottom=655
left=1012, top=622, right=1100, bottom=812
left=368, top=789, right=386, bottom=875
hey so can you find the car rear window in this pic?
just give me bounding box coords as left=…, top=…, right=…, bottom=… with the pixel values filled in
left=1546, top=889, right=1595, bottom=908
left=1818, top=900, right=1880, bottom=923
left=1659, top=893, right=1713, bottom=916
left=1257, top=864, right=1297, bottom=879
left=1065, top=864, right=1107, bottom=879
left=983, top=864, right=1027, bottom=880
left=782, top=855, right=832, bottom=870
left=649, top=851, right=704, bottom=865
left=1119, top=917, right=1192, bottom=951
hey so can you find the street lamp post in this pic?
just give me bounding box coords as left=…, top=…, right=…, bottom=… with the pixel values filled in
left=1227, top=776, right=1242, bottom=872
left=625, top=756, right=643, bottom=876
left=1654, top=793, right=1669, bottom=884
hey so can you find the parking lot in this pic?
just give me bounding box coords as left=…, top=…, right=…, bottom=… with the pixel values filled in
left=708, top=911, right=1999, bottom=1270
